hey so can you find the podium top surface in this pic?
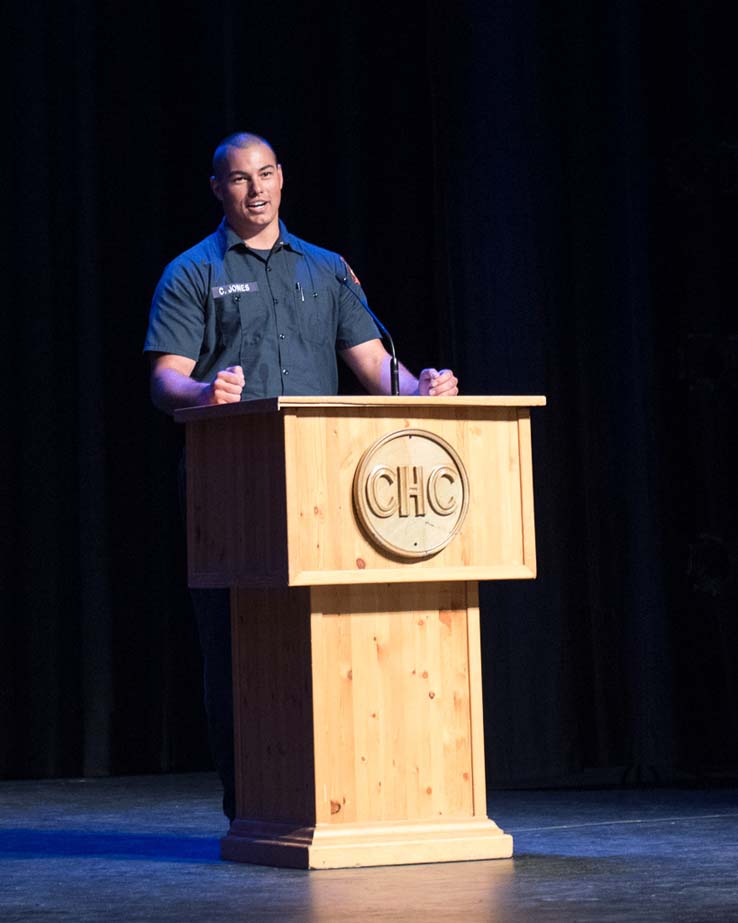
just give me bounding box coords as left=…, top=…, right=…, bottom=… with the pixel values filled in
left=175, top=394, right=546, bottom=423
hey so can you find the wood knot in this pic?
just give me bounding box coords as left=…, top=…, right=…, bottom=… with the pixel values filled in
left=356, top=557, right=366, bottom=569
left=428, top=691, right=436, bottom=699
left=330, top=800, right=341, bottom=815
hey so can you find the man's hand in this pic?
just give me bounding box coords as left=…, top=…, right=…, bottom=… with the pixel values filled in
left=205, top=365, right=245, bottom=405
left=418, top=368, right=459, bottom=397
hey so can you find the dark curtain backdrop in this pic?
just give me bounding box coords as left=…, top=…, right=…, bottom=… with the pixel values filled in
left=3, top=1, right=737, bottom=784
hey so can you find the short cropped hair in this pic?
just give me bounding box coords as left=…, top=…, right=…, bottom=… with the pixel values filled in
left=212, top=132, right=278, bottom=178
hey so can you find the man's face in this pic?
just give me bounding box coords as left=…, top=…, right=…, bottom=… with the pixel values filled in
left=211, top=143, right=283, bottom=241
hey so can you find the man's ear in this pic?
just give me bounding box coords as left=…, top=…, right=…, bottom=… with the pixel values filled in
left=210, top=175, right=223, bottom=201
left=277, top=164, right=284, bottom=189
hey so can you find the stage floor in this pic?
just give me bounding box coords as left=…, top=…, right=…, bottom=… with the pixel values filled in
left=1, top=773, right=737, bottom=921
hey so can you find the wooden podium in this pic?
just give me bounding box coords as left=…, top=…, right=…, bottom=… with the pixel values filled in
left=177, top=395, right=545, bottom=869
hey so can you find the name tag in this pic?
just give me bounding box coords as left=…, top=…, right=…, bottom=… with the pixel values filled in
left=212, top=282, right=259, bottom=298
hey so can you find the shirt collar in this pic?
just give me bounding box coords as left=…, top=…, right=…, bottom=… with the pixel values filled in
left=219, top=218, right=304, bottom=255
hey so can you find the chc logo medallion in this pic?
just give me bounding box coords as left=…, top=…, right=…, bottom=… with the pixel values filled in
left=352, top=429, right=470, bottom=559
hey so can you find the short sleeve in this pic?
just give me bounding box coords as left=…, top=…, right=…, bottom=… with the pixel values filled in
left=143, top=258, right=208, bottom=360
left=333, top=256, right=381, bottom=350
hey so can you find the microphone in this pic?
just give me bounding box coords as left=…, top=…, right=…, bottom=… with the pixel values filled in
left=335, top=270, right=401, bottom=396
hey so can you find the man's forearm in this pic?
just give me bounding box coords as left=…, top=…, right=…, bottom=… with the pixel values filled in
left=396, top=360, right=420, bottom=396
left=338, top=340, right=458, bottom=396
left=367, top=353, right=418, bottom=396
left=151, top=367, right=208, bottom=416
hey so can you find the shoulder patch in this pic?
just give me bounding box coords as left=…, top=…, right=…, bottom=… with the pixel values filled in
left=340, top=256, right=361, bottom=286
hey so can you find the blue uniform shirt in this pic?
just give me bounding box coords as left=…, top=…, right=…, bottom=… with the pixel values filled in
left=144, top=219, right=380, bottom=399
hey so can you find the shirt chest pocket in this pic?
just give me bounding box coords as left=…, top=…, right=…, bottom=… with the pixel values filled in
left=215, top=294, right=269, bottom=347
left=297, top=290, right=337, bottom=346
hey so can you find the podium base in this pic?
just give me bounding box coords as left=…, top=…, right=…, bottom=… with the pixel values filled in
left=221, top=816, right=513, bottom=869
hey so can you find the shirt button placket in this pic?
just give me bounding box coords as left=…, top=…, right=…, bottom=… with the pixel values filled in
left=266, top=257, right=290, bottom=384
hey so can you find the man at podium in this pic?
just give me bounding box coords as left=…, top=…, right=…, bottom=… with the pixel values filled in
left=143, top=131, right=458, bottom=820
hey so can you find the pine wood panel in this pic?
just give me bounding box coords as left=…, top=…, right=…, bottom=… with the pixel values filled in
left=186, top=414, right=288, bottom=586
left=223, top=580, right=512, bottom=868
left=310, top=583, right=478, bottom=826
left=284, top=406, right=534, bottom=584
left=231, top=586, right=316, bottom=824
left=185, top=399, right=542, bottom=588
